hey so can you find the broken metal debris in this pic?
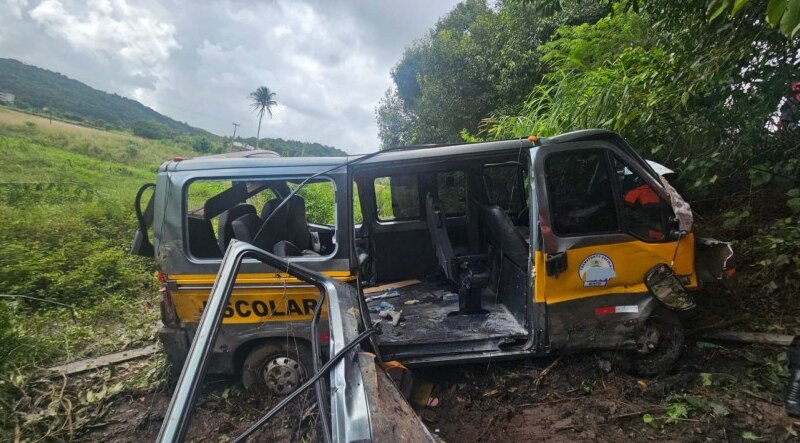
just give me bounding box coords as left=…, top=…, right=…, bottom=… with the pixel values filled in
left=368, top=301, right=396, bottom=313
left=364, top=289, right=401, bottom=303
left=379, top=310, right=403, bottom=326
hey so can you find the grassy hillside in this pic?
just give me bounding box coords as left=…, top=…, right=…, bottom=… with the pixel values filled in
left=0, top=58, right=203, bottom=134
left=0, top=107, right=195, bottom=371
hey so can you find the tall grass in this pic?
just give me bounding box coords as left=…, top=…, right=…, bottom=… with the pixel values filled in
left=0, top=111, right=194, bottom=372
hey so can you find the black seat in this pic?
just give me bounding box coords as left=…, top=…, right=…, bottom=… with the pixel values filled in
left=254, top=196, right=319, bottom=256
left=188, top=215, right=222, bottom=258
left=217, top=203, right=257, bottom=252
left=425, top=193, right=457, bottom=281
left=425, top=193, right=488, bottom=314
left=230, top=213, right=261, bottom=244
left=476, top=202, right=529, bottom=270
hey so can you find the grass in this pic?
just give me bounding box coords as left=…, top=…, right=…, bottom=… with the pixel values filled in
left=0, top=108, right=194, bottom=372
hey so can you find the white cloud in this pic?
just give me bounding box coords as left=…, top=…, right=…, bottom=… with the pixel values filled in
left=2, top=0, right=458, bottom=153
left=5, top=0, right=29, bottom=18
left=29, top=0, right=180, bottom=68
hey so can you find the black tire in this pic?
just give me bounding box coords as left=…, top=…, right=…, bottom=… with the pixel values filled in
left=613, top=306, right=685, bottom=377
left=241, top=341, right=313, bottom=396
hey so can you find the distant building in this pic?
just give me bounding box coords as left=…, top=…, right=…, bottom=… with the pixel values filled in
left=231, top=141, right=256, bottom=151
left=0, top=92, right=14, bottom=104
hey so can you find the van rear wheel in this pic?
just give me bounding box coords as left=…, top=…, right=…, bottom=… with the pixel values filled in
left=613, top=306, right=684, bottom=377
left=242, top=341, right=313, bottom=396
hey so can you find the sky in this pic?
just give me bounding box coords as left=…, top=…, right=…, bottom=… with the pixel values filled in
left=0, top=0, right=461, bottom=153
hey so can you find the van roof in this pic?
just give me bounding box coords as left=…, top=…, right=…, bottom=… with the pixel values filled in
left=159, top=130, right=623, bottom=173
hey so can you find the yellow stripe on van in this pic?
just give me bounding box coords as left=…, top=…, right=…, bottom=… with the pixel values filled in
left=167, top=271, right=353, bottom=324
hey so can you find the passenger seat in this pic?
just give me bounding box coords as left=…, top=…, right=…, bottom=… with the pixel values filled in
left=476, top=201, right=529, bottom=269
left=217, top=203, right=257, bottom=252
left=254, top=196, right=320, bottom=257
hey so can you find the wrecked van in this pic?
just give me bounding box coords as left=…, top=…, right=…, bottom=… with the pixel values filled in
left=132, top=130, right=732, bottom=397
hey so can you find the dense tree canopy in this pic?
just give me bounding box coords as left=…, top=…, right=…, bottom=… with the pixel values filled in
left=378, top=0, right=800, bottom=295
left=376, top=0, right=608, bottom=147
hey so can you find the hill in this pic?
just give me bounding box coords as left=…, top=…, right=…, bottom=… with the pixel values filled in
left=0, top=58, right=204, bottom=134
left=241, top=136, right=348, bottom=157
left=0, top=58, right=348, bottom=156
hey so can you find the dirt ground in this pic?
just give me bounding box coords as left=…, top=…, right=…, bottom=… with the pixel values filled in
left=76, top=339, right=797, bottom=443
left=47, top=285, right=800, bottom=442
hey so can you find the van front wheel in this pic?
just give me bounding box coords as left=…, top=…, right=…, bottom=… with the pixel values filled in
left=241, top=341, right=313, bottom=396
left=614, top=306, right=684, bottom=377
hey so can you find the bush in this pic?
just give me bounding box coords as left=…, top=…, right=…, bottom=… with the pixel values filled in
left=131, top=119, right=171, bottom=140
left=192, top=136, right=213, bottom=153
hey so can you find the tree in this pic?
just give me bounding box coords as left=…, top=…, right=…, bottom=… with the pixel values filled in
left=131, top=119, right=170, bottom=139
left=249, top=86, right=277, bottom=150
left=375, top=0, right=608, bottom=146
left=192, top=136, right=212, bottom=153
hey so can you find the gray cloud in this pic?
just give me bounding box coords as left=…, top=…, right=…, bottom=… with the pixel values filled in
left=0, top=0, right=459, bottom=153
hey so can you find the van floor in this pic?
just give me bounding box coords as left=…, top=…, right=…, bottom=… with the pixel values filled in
left=366, top=280, right=528, bottom=345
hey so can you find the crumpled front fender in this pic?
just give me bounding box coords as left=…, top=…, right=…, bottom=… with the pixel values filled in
left=695, top=237, right=734, bottom=283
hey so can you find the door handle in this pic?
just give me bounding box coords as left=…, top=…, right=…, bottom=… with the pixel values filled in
left=546, top=251, right=568, bottom=277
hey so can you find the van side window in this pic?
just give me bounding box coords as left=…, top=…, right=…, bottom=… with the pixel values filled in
left=545, top=150, right=618, bottom=236
left=185, top=178, right=337, bottom=259
left=612, top=156, right=666, bottom=241
left=482, top=164, right=526, bottom=212
left=437, top=170, right=466, bottom=215
left=374, top=175, right=419, bottom=221
left=288, top=181, right=335, bottom=226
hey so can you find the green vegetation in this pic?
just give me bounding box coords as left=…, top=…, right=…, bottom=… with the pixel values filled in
left=378, top=0, right=800, bottom=319
left=239, top=136, right=347, bottom=157
left=0, top=108, right=197, bottom=374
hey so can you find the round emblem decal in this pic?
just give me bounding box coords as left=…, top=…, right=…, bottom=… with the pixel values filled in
left=578, top=254, right=616, bottom=287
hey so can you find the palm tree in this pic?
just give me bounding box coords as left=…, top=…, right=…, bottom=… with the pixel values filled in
left=249, top=86, right=277, bottom=149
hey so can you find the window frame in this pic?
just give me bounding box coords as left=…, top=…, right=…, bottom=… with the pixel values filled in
left=372, top=174, right=422, bottom=223
left=608, top=152, right=674, bottom=243
left=435, top=170, right=468, bottom=217
left=183, top=174, right=339, bottom=263
left=543, top=148, right=622, bottom=238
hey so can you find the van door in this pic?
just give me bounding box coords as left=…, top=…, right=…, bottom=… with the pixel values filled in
left=531, top=141, right=697, bottom=351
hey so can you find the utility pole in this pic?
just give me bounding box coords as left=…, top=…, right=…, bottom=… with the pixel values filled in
left=230, top=122, right=240, bottom=151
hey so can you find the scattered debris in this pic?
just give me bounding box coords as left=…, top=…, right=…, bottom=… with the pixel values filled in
left=696, top=341, right=723, bottom=349
left=533, top=356, right=562, bottom=388
left=368, top=301, right=396, bottom=313
left=46, top=344, right=160, bottom=376
left=362, top=279, right=421, bottom=294
left=442, top=292, right=459, bottom=302
left=364, top=289, right=400, bottom=303
left=596, top=357, right=612, bottom=374
left=410, top=380, right=435, bottom=408
left=378, top=310, right=403, bottom=326
left=404, top=299, right=421, bottom=305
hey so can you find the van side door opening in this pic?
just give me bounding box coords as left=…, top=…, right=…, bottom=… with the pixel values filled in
left=352, top=153, right=533, bottom=362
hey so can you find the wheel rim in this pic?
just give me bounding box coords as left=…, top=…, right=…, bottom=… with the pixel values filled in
left=263, top=356, right=304, bottom=395
left=637, top=322, right=663, bottom=354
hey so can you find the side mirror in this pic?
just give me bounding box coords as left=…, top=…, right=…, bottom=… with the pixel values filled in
left=131, top=183, right=156, bottom=257
left=644, top=264, right=695, bottom=311
left=130, top=228, right=154, bottom=256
